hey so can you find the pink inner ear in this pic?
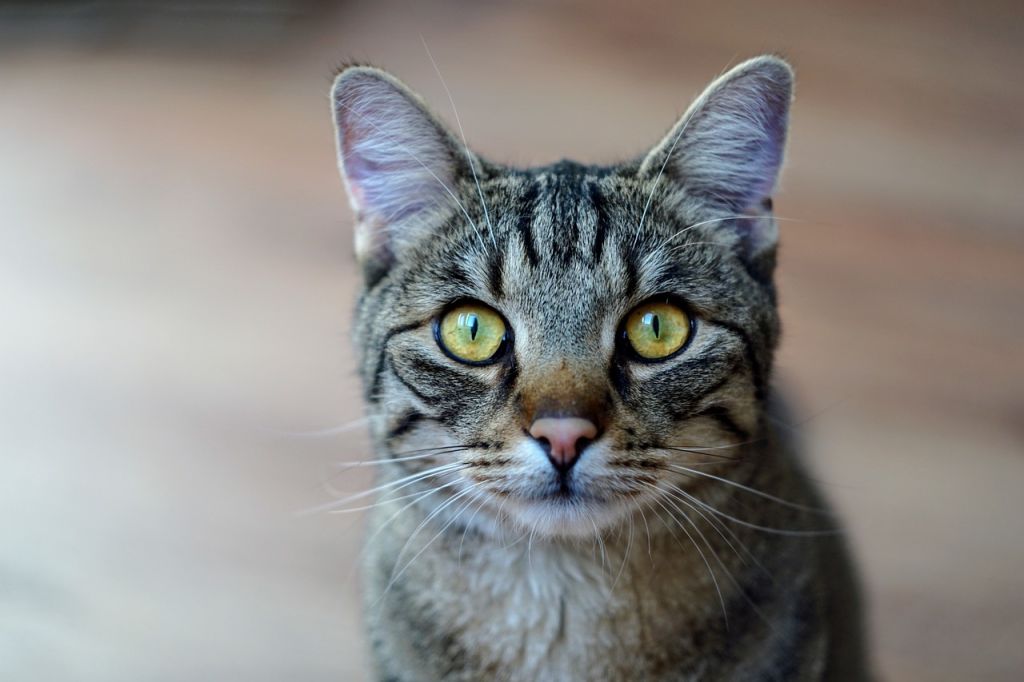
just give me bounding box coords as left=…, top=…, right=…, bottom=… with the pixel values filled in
left=642, top=59, right=791, bottom=216
left=335, top=76, right=457, bottom=228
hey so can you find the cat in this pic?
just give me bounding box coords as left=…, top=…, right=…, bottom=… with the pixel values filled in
left=328, top=55, right=871, bottom=681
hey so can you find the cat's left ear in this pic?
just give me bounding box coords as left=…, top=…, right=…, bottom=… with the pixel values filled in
left=640, top=56, right=793, bottom=260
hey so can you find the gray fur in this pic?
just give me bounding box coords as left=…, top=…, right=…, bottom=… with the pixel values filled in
left=330, top=56, right=871, bottom=681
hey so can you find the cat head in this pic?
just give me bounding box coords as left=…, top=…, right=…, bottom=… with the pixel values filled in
left=331, top=57, right=792, bottom=538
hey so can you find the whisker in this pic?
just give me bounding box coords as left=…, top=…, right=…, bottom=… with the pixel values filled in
left=376, top=485, right=481, bottom=609
left=648, top=493, right=728, bottom=624
left=361, top=481, right=459, bottom=551
left=384, top=488, right=473, bottom=588
left=656, top=445, right=744, bottom=461
left=527, top=518, right=539, bottom=572
left=327, top=480, right=461, bottom=515
left=611, top=513, right=634, bottom=592
left=657, top=479, right=790, bottom=632
left=334, top=444, right=475, bottom=469
left=664, top=240, right=733, bottom=253
left=344, top=482, right=450, bottom=588
left=632, top=94, right=704, bottom=248
left=663, top=439, right=762, bottom=451
left=661, top=492, right=731, bottom=628
left=320, top=445, right=474, bottom=492
left=496, top=495, right=529, bottom=550
left=659, top=484, right=768, bottom=578
left=409, top=486, right=481, bottom=578
left=637, top=505, right=654, bottom=562
left=665, top=464, right=830, bottom=514
left=590, top=514, right=608, bottom=572
left=458, top=490, right=488, bottom=564
left=667, top=483, right=839, bottom=536
left=669, top=459, right=743, bottom=467
left=260, top=416, right=371, bottom=439
left=665, top=214, right=806, bottom=244
left=422, top=35, right=497, bottom=249
left=299, top=461, right=466, bottom=515
left=654, top=483, right=784, bottom=636
left=503, top=525, right=530, bottom=550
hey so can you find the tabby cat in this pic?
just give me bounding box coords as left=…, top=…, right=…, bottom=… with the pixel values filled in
left=329, top=56, right=870, bottom=681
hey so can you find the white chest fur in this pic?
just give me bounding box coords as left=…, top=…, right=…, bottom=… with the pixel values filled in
left=429, top=538, right=639, bottom=680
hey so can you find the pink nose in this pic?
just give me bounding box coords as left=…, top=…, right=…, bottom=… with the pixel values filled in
left=529, top=417, right=598, bottom=472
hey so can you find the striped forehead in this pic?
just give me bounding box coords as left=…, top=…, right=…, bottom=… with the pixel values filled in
left=402, top=162, right=691, bottom=341
left=515, top=163, right=605, bottom=266
left=476, top=163, right=644, bottom=350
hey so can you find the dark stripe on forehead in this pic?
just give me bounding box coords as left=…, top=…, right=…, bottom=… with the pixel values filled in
left=649, top=261, right=684, bottom=292
left=516, top=180, right=540, bottom=266
left=588, top=180, right=609, bottom=264
left=548, top=166, right=586, bottom=265
left=621, top=243, right=639, bottom=300
left=486, top=248, right=504, bottom=299
left=442, top=260, right=473, bottom=288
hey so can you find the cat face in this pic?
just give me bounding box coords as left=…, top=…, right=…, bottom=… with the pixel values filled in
left=332, top=58, right=791, bottom=538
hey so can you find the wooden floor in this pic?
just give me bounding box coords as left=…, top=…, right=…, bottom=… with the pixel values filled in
left=2, top=1, right=1022, bottom=679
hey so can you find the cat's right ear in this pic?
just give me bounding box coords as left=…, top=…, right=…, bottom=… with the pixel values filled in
left=331, top=66, right=463, bottom=281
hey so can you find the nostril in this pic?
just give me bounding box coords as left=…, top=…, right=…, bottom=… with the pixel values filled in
left=528, top=417, right=599, bottom=473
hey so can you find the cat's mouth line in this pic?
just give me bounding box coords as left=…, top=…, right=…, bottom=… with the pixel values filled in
left=517, top=477, right=609, bottom=505
left=529, top=489, right=597, bottom=505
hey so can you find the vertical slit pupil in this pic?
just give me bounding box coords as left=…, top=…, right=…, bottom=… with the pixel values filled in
left=651, top=313, right=660, bottom=339
left=469, top=314, right=479, bottom=341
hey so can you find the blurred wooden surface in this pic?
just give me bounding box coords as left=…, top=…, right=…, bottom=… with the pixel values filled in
left=1, top=1, right=1022, bottom=680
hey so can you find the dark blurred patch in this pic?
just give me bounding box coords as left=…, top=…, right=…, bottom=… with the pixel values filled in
left=0, top=0, right=339, bottom=53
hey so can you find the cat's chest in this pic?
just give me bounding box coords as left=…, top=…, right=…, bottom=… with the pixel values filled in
left=436, top=544, right=660, bottom=680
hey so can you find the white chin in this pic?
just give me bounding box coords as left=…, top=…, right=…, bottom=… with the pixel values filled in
left=506, top=496, right=627, bottom=539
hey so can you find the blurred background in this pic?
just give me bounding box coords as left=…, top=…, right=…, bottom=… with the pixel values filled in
left=1, top=1, right=1022, bottom=680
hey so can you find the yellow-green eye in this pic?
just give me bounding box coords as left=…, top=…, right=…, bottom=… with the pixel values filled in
left=623, top=301, right=692, bottom=360
left=436, top=303, right=509, bottom=364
